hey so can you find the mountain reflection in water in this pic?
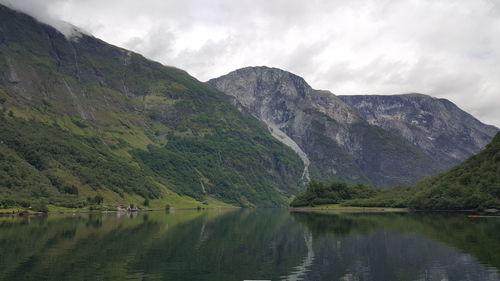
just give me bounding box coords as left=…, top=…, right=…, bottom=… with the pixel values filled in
left=0, top=209, right=497, bottom=281
left=280, top=232, right=314, bottom=281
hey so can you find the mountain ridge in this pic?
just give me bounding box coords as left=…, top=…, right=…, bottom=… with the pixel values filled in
left=208, top=66, right=444, bottom=187
left=339, top=94, right=498, bottom=168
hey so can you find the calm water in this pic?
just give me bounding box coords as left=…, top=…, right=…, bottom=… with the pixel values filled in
left=0, top=209, right=498, bottom=281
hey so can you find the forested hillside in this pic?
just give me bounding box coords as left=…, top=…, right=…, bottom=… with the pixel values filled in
left=293, top=132, right=500, bottom=210
left=0, top=4, right=304, bottom=209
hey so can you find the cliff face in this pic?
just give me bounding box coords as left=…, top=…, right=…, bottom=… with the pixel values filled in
left=339, top=94, right=499, bottom=168
left=208, top=66, right=359, bottom=182
left=208, top=67, right=441, bottom=187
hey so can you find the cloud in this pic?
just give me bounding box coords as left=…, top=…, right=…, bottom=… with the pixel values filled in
left=123, top=27, right=177, bottom=63
left=0, top=0, right=88, bottom=38
left=1, top=0, right=499, bottom=126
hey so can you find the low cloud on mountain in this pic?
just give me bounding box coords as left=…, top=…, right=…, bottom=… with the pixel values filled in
left=2, top=0, right=499, bottom=126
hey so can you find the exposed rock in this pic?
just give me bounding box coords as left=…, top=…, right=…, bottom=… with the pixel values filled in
left=208, top=67, right=441, bottom=187
left=339, top=94, right=499, bottom=168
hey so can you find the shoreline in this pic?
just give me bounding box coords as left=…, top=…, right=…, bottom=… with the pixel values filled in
left=289, top=205, right=498, bottom=214
left=289, top=206, right=409, bottom=213
left=2, top=206, right=495, bottom=217
left=0, top=206, right=240, bottom=217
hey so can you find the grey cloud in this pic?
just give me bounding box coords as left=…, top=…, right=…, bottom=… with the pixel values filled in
left=123, top=28, right=177, bottom=61
left=1, top=0, right=499, bottom=126
left=0, top=0, right=86, bottom=37
left=169, top=38, right=235, bottom=79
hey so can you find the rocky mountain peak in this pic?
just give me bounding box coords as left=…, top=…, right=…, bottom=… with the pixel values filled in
left=209, top=67, right=442, bottom=187
left=208, top=66, right=359, bottom=126
left=224, top=66, right=312, bottom=95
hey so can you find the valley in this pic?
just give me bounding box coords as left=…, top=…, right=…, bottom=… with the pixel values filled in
left=0, top=4, right=498, bottom=213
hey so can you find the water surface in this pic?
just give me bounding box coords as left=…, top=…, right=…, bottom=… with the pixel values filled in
left=0, top=209, right=498, bottom=281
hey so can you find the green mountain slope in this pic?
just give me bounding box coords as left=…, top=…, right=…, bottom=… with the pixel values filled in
left=348, top=132, right=500, bottom=209
left=0, top=5, right=304, bottom=208
left=407, top=132, right=500, bottom=209
left=0, top=115, right=161, bottom=210
left=292, top=132, right=500, bottom=210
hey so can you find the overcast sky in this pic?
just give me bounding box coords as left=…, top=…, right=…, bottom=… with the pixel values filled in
left=2, top=0, right=499, bottom=126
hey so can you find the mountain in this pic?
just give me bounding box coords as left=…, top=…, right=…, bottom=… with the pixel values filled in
left=346, top=131, right=500, bottom=209
left=407, top=131, right=500, bottom=209
left=291, top=131, right=500, bottom=210
left=339, top=94, right=498, bottom=169
left=208, top=66, right=441, bottom=187
left=0, top=5, right=305, bottom=209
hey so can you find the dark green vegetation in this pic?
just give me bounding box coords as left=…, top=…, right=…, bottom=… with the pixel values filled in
left=0, top=210, right=498, bottom=281
left=0, top=5, right=304, bottom=208
left=347, top=131, right=500, bottom=209
left=134, top=131, right=302, bottom=205
left=293, top=132, right=500, bottom=210
left=289, top=181, right=379, bottom=207
left=408, top=131, right=500, bottom=209
left=0, top=114, right=160, bottom=210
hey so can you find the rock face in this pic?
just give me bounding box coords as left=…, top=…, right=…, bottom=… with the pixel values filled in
left=208, top=67, right=441, bottom=187
left=339, top=94, right=499, bottom=168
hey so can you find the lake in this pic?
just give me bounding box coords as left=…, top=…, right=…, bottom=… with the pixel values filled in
left=0, top=209, right=498, bottom=281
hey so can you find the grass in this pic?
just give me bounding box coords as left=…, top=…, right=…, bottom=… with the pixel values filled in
left=46, top=205, right=94, bottom=213
left=0, top=207, right=36, bottom=214
left=147, top=189, right=237, bottom=210
left=290, top=203, right=408, bottom=213
left=44, top=185, right=238, bottom=213
left=40, top=194, right=237, bottom=214
left=21, top=193, right=237, bottom=214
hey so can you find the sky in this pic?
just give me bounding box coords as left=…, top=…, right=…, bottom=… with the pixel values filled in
left=2, top=0, right=499, bottom=127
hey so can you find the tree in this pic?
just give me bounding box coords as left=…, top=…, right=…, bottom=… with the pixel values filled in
left=89, top=194, right=104, bottom=205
